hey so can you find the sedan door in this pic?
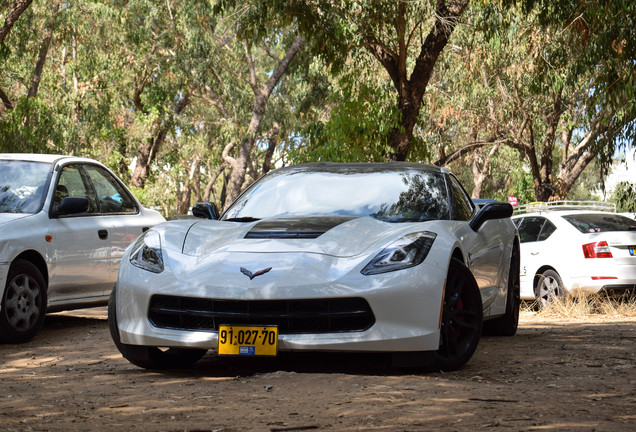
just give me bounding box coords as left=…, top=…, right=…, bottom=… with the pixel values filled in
left=82, top=164, right=155, bottom=292
left=46, top=164, right=113, bottom=303
left=515, top=216, right=557, bottom=298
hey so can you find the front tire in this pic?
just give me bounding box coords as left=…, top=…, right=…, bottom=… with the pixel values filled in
left=535, top=269, right=565, bottom=309
left=108, top=289, right=206, bottom=369
left=483, top=244, right=520, bottom=336
left=434, top=258, right=483, bottom=371
left=0, top=260, right=47, bottom=343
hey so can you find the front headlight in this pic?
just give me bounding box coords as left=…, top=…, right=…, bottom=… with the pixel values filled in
left=129, top=230, right=164, bottom=273
left=361, top=231, right=436, bottom=275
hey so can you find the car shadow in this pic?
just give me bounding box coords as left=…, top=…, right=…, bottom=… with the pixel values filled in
left=187, top=351, right=400, bottom=377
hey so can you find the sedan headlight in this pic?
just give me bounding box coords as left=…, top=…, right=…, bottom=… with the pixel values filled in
left=129, top=230, right=164, bottom=273
left=361, top=231, right=436, bottom=275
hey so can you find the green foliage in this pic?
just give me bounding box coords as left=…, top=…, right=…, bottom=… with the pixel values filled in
left=1, top=0, right=632, bottom=211
left=290, top=61, right=399, bottom=163
left=612, top=181, right=636, bottom=212
left=0, top=97, right=64, bottom=153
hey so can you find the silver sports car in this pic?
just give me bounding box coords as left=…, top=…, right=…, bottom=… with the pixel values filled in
left=110, top=163, right=520, bottom=371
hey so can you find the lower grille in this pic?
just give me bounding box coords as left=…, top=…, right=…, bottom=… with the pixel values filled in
left=148, top=295, right=375, bottom=334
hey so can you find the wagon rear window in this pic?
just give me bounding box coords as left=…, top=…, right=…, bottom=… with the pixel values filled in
left=562, top=214, right=636, bottom=233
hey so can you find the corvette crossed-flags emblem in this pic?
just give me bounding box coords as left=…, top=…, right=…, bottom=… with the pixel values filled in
left=240, top=266, right=272, bottom=280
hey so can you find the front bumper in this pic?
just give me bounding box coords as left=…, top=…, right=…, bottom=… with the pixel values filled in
left=114, top=251, right=447, bottom=354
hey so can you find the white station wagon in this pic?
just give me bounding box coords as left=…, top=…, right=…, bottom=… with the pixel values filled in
left=512, top=202, right=636, bottom=307
left=0, top=154, right=164, bottom=343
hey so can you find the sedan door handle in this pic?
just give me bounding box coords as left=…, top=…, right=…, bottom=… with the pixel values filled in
left=98, top=229, right=108, bottom=240
left=530, top=251, right=539, bottom=255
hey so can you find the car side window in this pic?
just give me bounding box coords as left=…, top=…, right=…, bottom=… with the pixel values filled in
left=537, top=219, right=557, bottom=241
left=517, top=216, right=547, bottom=243
left=447, top=175, right=474, bottom=221
left=84, top=165, right=137, bottom=214
left=55, top=165, right=97, bottom=214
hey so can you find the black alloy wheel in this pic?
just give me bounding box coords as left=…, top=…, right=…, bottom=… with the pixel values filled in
left=434, top=258, right=483, bottom=371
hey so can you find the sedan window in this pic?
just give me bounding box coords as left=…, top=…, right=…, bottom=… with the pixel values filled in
left=562, top=214, right=636, bottom=233
left=84, top=165, right=137, bottom=214
left=517, top=216, right=548, bottom=243
left=54, top=165, right=97, bottom=214
left=537, top=219, right=557, bottom=241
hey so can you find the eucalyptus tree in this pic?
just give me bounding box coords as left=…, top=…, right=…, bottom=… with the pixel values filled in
left=215, top=0, right=471, bottom=162
left=424, top=1, right=635, bottom=202
left=0, top=0, right=64, bottom=152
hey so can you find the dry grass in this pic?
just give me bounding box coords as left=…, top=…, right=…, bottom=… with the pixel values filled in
left=521, top=291, right=636, bottom=318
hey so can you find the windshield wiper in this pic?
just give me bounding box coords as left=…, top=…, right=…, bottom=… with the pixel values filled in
left=224, top=216, right=261, bottom=222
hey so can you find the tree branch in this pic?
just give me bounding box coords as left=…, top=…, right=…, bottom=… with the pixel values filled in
left=0, top=87, right=14, bottom=110
left=0, top=0, right=34, bottom=45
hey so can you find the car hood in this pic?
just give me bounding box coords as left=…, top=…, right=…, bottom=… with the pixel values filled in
left=0, top=213, right=31, bottom=226
left=180, top=216, right=414, bottom=258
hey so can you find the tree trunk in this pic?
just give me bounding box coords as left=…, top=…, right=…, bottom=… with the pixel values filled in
left=131, top=92, right=190, bottom=188
left=471, top=144, right=500, bottom=199
left=26, top=0, right=60, bottom=100
left=262, top=123, right=280, bottom=175
left=222, top=35, right=305, bottom=209
left=177, top=158, right=201, bottom=215
left=366, top=0, right=469, bottom=161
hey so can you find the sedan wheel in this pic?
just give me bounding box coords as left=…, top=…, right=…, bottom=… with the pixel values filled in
left=0, top=260, right=47, bottom=343
left=535, top=269, right=565, bottom=309
left=434, top=258, right=483, bottom=371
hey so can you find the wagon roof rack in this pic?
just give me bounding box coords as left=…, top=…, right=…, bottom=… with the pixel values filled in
left=513, top=200, right=616, bottom=215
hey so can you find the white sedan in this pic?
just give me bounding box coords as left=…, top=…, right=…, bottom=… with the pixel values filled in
left=110, top=163, right=520, bottom=371
left=0, top=154, right=164, bottom=343
left=512, top=207, right=636, bottom=307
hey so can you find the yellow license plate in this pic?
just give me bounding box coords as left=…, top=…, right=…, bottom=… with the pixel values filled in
left=217, top=325, right=278, bottom=356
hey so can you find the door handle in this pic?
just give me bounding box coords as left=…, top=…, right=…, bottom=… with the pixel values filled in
left=530, top=251, right=539, bottom=255
left=98, top=229, right=108, bottom=240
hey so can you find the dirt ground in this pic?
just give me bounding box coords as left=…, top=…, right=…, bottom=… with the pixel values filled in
left=1, top=309, right=634, bottom=432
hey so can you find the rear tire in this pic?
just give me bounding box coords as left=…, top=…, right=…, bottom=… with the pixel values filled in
left=535, top=269, right=565, bottom=309
left=108, top=289, right=206, bottom=369
left=483, top=244, right=520, bottom=336
left=0, top=260, right=47, bottom=343
left=434, top=258, right=483, bottom=371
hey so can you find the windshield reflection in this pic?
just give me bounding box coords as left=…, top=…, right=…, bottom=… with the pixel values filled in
left=0, top=161, right=50, bottom=214
left=224, top=168, right=450, bottom=223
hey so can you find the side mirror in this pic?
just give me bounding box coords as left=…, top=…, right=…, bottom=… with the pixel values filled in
left=470, top=202, right=513, bottom=232
left=54, top=197, right=89, bottom=217
left=192, top=202, right=220, bottom=220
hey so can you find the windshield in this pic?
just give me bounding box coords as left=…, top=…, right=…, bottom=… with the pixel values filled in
left=0, top=161, right=51, bottom=214
left=223, top=167, right=451, bottom=223
left=563, top=213, right=636, bottom=233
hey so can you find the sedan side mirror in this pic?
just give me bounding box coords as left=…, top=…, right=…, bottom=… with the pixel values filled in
left=470, top=202, right=513, bottom=232
left=53, top=197, right=89, bottom=217
left=192, top=202, right=220, bottom=220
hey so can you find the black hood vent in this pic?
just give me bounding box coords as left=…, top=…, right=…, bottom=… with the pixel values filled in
left=245, top=216, right=357, bottom=239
